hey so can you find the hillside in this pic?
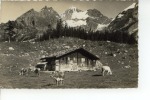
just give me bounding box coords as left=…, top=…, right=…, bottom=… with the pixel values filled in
left=108, top=3, right=138, bottom=42
left=0, top=38, right=138, bottom=88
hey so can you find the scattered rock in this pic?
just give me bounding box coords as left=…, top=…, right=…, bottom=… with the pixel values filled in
left=124, top=50, right=128, bottom=53
left=124, top=65, right=131, bottom=69
left=40, top=50, right=45, bottom=53
left=64, top=46, right=70, bottom=49
left=116, top=49, right=121, bottom=54
left=41, top=55, right=46, bottom=58
left=82, top=44, right=86, bottom=47
left=24, top=53, right=29, bottom=56
left=9, top=47, right=14, bottom=51
left=109, top=53, right=116, bottom=57
left=118, top=61, right=121, bottom=63
left=122, top=56, right=126, bottom=59
left=121, top=62, right=124, bottom=64
left=73, top=45, right=77, bottom=48
left=113, top=54, right=117, bottom=57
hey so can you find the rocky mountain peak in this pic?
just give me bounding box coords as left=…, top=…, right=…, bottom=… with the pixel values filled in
left=21, top=8, right=38, bottom=17
left=108, top=3, right=138, bottom=42
left=28, top=8, right=35, bottom=12
left=124, top=3, right=137, bottom=11
left=68, top=6, right=82, bottom=13
left=41, top=6, right=54, bottom=12
left=87, top=9, right=103, bottom=17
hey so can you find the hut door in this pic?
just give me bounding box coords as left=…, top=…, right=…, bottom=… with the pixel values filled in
left=47, top=60, right=55, bottom=71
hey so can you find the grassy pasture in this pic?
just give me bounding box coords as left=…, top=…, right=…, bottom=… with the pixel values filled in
left=0, top=37, right=138, bottom=88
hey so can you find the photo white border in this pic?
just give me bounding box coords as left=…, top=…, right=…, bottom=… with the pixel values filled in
left=1, top=0, right=150, bottom=100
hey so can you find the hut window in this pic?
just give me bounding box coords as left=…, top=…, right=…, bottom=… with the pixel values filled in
left=81, top=58, right=85, bottom=62
left=68, top=57, right=70, bottom=61
left=73, top=57, right=76, bottom=61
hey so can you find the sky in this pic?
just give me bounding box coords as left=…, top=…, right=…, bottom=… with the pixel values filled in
left=0, top=0, right=137, bottom=23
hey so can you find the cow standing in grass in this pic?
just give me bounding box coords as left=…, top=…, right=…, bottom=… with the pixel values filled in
left=19, top=68, right=28, bottom=76
left=101, top=66, right=112, bottom=76
left=49, top=71, right=65, bottom=86
left=19, top=67, right=40, bottom=76
left=95, top=61, right=112, bottom=76
left=34, top=68, right=40, bottom=76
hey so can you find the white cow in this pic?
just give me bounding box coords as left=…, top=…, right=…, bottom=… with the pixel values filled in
left=95, top=61, right=112, bottom=76
left=101, top=66, right=112, bottom=76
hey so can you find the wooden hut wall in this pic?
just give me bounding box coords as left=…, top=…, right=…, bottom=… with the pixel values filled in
left=55, top=52, right=96, bottom=71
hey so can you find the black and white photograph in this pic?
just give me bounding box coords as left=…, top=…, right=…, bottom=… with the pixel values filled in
left=0, top=0, right=138, bottom=89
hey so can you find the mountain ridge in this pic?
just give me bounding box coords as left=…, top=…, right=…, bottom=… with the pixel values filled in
left=61, top=7, right=112, bottom=31
left=0, top=3, right=138, bottom=43
left=108, top=3, right=138, bottom=42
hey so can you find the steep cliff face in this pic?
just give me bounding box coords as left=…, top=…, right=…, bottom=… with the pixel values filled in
left=108, top=3, right=138, bottom=41
left=0, top=6, right=61, bottom=41
left=16, top=6, right=60, bottom=29
left=16, top=9, right=39, bottom=28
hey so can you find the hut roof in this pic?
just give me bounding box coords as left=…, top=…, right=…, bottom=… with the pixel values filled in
left=40, top=47, right=99, bottom=60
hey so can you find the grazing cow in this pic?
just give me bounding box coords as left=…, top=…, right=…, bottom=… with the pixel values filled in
left=50, top=75, right=64, bottom=86
left=19, top=68, right=28, bottom=76
left=101, top=66, right=112, bottom=76
left=19, top=67, right=40, bottom=76
left=34, top=68, right=40, bottom=76
left=50, top=71, right=65, bottom=86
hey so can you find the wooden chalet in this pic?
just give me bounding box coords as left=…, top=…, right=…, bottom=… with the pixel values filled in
left=40, top=47, right=99, bottom=71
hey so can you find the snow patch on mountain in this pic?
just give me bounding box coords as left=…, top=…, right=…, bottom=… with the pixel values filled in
left=71, top=11, right=89, bottom=20
left=117, top=14, right=124, bottom=18
left=65, top=20, right=86, bottom=27
left=124, top=3, right=136, bottom=11
left=129, top=28, right=138, bottom=35
left=69, top=6, right=78, bottom=12
left=61, top=13, right=65, bottom=18
left=96, top=24, right=108, bottom=31
left=115, top=3, right=136, bottom=19
left=61, top=6, right=112, bottom=31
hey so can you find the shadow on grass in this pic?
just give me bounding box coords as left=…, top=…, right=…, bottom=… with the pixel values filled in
left=41, top=83, right=55, bottom=87
left=29, top=75, right=39, bottom=77
left=92, top=74, right=103, bottom=76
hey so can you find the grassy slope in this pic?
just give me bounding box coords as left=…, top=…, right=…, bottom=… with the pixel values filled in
left=0, top=37, right=138, bottom=88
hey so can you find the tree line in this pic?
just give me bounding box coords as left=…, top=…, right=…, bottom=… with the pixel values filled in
left=38, top=19, right=137, bottom=44
left=2, top=19, right=137, bottom=44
